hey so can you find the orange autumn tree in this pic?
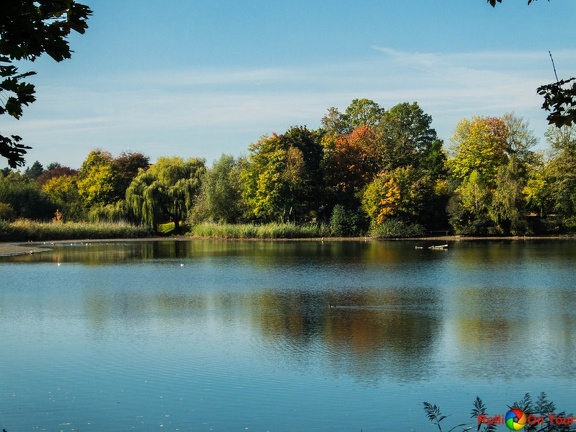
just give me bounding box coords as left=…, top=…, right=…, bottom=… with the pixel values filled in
left=323, top=125, right=381, bottom=195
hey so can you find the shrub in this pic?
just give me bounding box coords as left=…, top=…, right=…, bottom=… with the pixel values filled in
left=329, top=205, right=365, bottom=236
left=370, top=219, right=425, bottom=238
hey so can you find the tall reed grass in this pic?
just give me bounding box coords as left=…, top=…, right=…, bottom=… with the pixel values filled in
left=189, top=222, right=330, bottom=239
left=0, top=219, right=152, bottom=241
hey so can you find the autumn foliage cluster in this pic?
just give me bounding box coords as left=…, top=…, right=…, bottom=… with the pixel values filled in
left=1, top=98, right=576, bottom=237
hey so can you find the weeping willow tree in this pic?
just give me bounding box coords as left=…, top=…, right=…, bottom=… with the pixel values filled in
left=126, top=157, right=205, bottom=232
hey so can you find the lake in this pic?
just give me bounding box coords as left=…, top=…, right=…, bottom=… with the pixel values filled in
left=1, top=239, right=575, bottom=431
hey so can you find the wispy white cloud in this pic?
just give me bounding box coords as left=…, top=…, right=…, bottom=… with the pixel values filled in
left=12, top=47, right=576, bottom=167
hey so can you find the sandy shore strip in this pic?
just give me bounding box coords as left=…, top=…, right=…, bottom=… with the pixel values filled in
left=0, top=242, right=50, bottom=257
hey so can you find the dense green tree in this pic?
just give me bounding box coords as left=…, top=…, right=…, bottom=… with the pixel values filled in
left=111, top=152, right=150, bottom=198
left=448, top=114, right=540, bottom=234
left=191, top=154, right=244, bottom=224
left=77, top=150, right=116, bottom=209
left=0, top=171, right=54, bottom=219
left=126, top=157, right=205, bottom=232
left=523, top=153, right=550, bottom=218
left=242, top=127, right=324, bottom=222
left=277, top=126, right=324, bottom=203
left=544, top=126, right=576, bottom=226
left=449, top=116, right=509, bottom=187
left=377, top=102, right=441, bottom=172
left=447, top=170, right=493, bottom=235
left=241, top=135, right=299, bottom=221
left=24, top=161, right=44, bottom=179
left=76, top=150, right=150, bottom=212
left=341, top=98, right=386, bottom=132
left=490, top=157, right=528, bottom=234
left=0, top=0, right=91, bottom=167
left=42, top=174, right=83, bottom=221
left=321, top=99, right=385, bottom=136
left=502, top=113, right=538, bottom=173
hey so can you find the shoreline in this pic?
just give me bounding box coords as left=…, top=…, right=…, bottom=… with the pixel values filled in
left=1, top=234, right=574, bottom=257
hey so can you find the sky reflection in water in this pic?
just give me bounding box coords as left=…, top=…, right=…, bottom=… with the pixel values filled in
left=1, top=240, right=575, bottom=431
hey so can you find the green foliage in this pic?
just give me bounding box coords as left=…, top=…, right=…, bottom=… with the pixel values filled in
left=544, top=126, right=576, bottom=225
left=537, top=77, right=576, bottom=128
left=0, top=171, right=54, bottom=219
left=490, top=157, right=529, bottom=235
left=77, top=150, right=117, bottom=208
left=76, top=150, right=150, bottom=214
left=341, top=98, right=386, bottom=132
left=191, top=154, right=245, bottom=224
left=448, top=170, right=493, bottom=235
left=377, top=102, right=441, bottom=172
left=447, top=114, right=539, bottom=235
left=0, top=0, right=92, bottom=167
left=87, top=202, right=127, bottom=223
left=42, top=174, right=84, bottom=221
left=126, top=156, right=205, bottom=232
left=369, top=218, right=425, bottom=238
left=111, top=152, right=150, bottom=198
left=3, top=99, right=576, bottom=238
left=449, top=116, right=509, bottom=187
left=0, top=202, right=16, bottom=221
left=242, top=127, right=324, bottom=222
left=329, top=204, right=365, bottom=236
left=24, top=160, right=44, bottom=179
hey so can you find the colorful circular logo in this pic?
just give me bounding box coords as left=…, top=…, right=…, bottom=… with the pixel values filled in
left=505, top=408, right=528, bottom=430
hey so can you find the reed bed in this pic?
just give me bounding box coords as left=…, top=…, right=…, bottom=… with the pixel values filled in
left=189, top=222, right=330, bottom=239
left=0, top=219, right=152, bottom=241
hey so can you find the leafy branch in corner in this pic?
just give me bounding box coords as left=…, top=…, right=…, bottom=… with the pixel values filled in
left=486, top=1, right=575, bottom=128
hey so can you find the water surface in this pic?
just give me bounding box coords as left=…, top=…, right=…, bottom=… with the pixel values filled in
left=1, top=240, right=575, bottom=431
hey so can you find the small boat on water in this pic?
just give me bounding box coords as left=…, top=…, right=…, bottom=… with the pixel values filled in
left=428, top=244, right=448, bottom=250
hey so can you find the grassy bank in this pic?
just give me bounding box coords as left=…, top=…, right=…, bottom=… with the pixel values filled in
left=0, top=219, right=152, bottom=241
left=189, top=222, right=330, bottom=239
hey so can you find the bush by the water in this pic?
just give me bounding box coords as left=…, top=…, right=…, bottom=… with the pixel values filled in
left=189, top=222, right=330, bottom=239
left=0, top=219, right=152, bottom=241
left=329, top=204, right=366, bottom=236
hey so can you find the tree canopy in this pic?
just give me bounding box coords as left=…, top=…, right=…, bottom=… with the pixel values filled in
left=0, top=0, right=92, bottom=167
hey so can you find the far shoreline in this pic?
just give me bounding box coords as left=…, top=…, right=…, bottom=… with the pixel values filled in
left=1, top=234, right=575, bottom=257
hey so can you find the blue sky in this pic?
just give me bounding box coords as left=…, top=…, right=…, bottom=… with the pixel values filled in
left=5, top=0, right=576, bottom=169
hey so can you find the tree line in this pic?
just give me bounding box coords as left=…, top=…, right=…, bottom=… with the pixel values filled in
left=1, top=98, right=576, bottom=237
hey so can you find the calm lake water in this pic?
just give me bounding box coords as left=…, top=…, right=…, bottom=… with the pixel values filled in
left=1, top=239, right=575, bottom=431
